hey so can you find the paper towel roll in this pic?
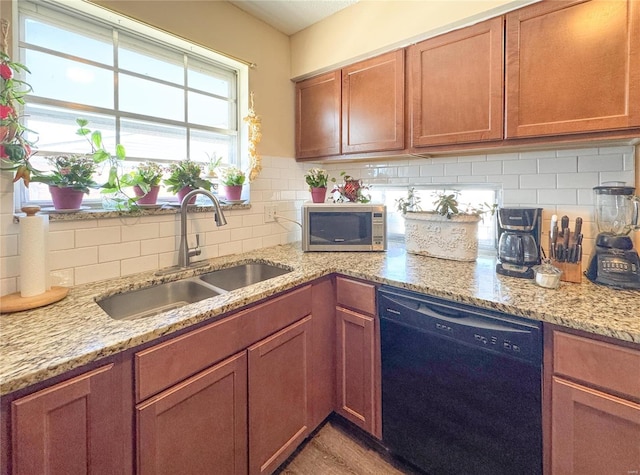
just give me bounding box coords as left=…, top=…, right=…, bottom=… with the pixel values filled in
left=20, top=209, right=50, bottom=298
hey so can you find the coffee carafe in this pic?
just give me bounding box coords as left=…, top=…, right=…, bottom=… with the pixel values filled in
left=586, top=183, right=640, bottom=289
left=496, top=208, right=543, bottom=279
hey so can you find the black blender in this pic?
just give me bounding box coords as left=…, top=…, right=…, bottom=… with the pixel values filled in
left=496, top=208, right=543, bottom=279
left=586, top=183, right=640, bottom=289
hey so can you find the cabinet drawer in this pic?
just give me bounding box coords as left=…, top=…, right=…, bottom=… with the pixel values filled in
left=135, top=285, right=312, bottom=402
left=553, top=331, right=640, bottom=400
left=336, top=276, right=376, bottom=315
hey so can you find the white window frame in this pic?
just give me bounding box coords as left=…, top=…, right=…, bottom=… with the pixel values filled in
left=13, top=0, right=249, bottom=209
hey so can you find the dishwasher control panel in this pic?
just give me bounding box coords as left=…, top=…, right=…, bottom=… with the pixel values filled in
left=379, top=286, right=542, bottom=365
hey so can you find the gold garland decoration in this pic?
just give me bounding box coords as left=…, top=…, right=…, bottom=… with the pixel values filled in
left=244, top=91, right=262, bottom=182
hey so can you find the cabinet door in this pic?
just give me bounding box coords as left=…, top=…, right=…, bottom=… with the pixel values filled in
left=248, top=316, right=312, bottom=475
left=295, top=71, right=341, bottom=158
left=410, top=16, right=504, bottom=147
left=11, top=364, right=126, bottom=475
left=342, top=50, right=405, bottom=154
left=551, top=376, right=640, bottom=475
left=335, top=307, right=378, bottom=436
left=506, top=0, right=640, bottom=138
left=309, top=277, right=336, bottom=429
left=137, top=352, right=247, bottom=475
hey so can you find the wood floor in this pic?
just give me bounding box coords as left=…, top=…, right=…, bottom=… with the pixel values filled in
left=275, top=420, right=422, bottom=475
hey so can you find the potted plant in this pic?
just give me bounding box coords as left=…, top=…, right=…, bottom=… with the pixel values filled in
left=164, top=158, right=212, bottom=204
left=0, top=50, right=38, bottom=185
left=397, top=188, right=496, bottom=261
left=304, top=168, right=330, bottom=203
left=219, top=166, right=246, bottom=201
left=30, top=154, right=98, bottom=210
left=121, top=161, right=165, bottom=205
left=331, top=171, right=371, bottom=203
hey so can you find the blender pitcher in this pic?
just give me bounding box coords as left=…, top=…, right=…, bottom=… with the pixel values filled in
left=594, top=183, right=639, bottom=236
left=587, top=183, right=640, bottom=289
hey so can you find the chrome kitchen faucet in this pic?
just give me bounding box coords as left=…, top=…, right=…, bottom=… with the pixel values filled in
left=179, top=189, right=228, bottom=268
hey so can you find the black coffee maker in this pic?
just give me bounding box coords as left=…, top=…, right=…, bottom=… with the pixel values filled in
left=496, top=208, right=543, bottom=279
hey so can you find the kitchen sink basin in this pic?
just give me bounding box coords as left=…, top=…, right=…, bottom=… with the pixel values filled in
left=97, top=279, right=222, bottom=321
left=199, top=262, right=292, bottom=291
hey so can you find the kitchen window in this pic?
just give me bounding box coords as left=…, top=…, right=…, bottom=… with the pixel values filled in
left=372, top=184, right=501, bottom=253
left=16, top=0, right=249, bottom=206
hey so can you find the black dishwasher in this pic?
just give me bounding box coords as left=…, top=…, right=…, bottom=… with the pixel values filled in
left=379, top=286, right=542, bottom=475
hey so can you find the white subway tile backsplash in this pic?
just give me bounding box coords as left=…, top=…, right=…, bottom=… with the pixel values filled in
left=503, top=189, right=538, bottom=204
left=0, top=255, right=20, bottom=279
left=538, top=156, right=577, bottom=174
left=519, top=174, right=556, bottom=189
left=76, top=226, right=121, bottom=247
left=472, top=160, right=502, bottom=176
left=578, top=154, right=623, bottom=172
left=75, top=262, right=120, bottom=285
left=503, top=159, right=537, bottom=175
left=49, top=230, right=75, bottom=251
left=50, top=247, right=98, bottom=270
left=536, top=189, right=577, bottom=205
left=121, top=223, right=159, bottom=242
left=121, top=255, right=159, bottom=276
left=140, top=237, right=174, bottom=256
left=99, top=241, right=140, bottom=263
left=444, top=162, right=472, bottom=176
left=0, top=148, right=635, bottom=295
left=556, top=172, right=599, bottom=189
left=0, top=234, right=18, bottom=256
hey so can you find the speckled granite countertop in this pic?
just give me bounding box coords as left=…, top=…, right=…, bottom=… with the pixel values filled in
left=1, top=243, right=639, bottom=396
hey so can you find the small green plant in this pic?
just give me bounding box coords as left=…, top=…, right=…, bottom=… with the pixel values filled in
left=164, top=158, right=212, bottom=193
left=30, top=154, right=98, bottom=193
left=395, top=187, right=422, bottom=214
left=75, top=118, right=126, bottom=194
left=205, top=152, right=223, bottom=177
left=121, top=161, right=165, bottom=194
left=219, top=166, right=246, bottom=186
left=397, top=188, right=497, bottom=220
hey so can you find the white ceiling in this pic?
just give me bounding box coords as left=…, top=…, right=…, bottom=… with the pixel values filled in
left=228, top=0, right=359, bottom=36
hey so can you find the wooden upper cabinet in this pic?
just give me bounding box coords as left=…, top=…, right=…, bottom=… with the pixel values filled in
left=342, top=50, right=405, bottom=154
left=295, top=71, right=341, bottom=159
left=409, top=16, right=504, bottom=147
left=506, top=0, right=640, bottom=138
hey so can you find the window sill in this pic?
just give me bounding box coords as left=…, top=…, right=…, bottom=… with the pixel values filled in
left=13, top=202, right=250, bottom=223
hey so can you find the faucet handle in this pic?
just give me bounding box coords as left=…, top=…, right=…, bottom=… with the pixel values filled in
left=195, top=233, right=200, bottom=248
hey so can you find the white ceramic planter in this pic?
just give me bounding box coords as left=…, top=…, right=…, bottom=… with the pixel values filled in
left=403, top=212, right=481, bottom=261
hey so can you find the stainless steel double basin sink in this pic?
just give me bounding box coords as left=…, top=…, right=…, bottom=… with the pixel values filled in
left=97, top=263, right=292, bottom=321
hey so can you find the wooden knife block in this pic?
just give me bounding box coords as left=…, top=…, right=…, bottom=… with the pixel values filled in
left=550, top=259, right=583, bottom=283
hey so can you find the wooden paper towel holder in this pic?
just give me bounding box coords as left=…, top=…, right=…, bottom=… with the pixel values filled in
left=0, top=286, right=69, bottom=313
left=0, top=206, right=69, bottom=313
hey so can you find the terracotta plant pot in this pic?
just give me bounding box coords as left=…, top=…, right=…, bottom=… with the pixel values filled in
left=310, top=187, right=327, bottom=203
left=221, top=185, right=243, bottom=201
left=49, top=185, right=84, bottom=210
left=177, top=186, right=197, bottom=205
left=133, top=185, right=160, bottom=205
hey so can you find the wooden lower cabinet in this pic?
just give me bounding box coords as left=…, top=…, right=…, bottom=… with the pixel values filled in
left=547, top=327, right=640, bottom=475
left=136, top=352, right=248, bottom=475
left=335, top=307, right=378, bottom=436
left=551, top=377, right=640, bottom=475
left=11, top=363, right=128, bottom=475
left=248, top=316, right=312, bottom=475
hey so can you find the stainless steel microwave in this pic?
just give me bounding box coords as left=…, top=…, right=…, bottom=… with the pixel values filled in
left=302, top=203, right=387, bottom=252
